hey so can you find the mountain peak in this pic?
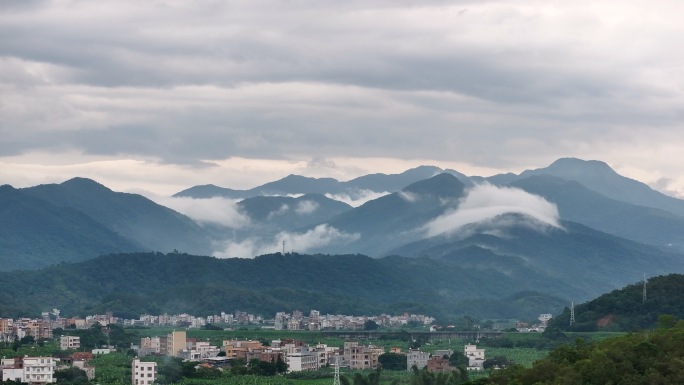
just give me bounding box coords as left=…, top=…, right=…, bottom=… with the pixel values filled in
left=546, top=158, right=617, bottom=175
left=60, top=177, right=111, bottom=192
left=403, top=173, right=465, bottom=197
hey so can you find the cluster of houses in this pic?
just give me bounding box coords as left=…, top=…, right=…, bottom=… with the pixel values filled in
left=407, top=344, right=485, bottom=372
left=1, top=337, right=101, bottom=384
left=0, top=308, right=437, bottom=340
left=274, top=310, right=435, bottom=331
left=515, top=314, right=553, bottom=333
left=1, top=332, right=487, bottom=385
left=0, top=335, right=112, bottom=384
left=133, top=330, right=486, bottom=376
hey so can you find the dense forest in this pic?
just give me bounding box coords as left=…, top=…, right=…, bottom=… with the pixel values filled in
left=474, top=316, right=684, bottom=384
left=0, top=252, right=566, bottom=321
left=548, top=273, right=684, bottom=331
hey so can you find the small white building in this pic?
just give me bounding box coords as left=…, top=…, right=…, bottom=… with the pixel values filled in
left=132, top=358, right=157, bottom=385
left=464, top=344, right=485, bottom=371
left=539, top=314, right=553, bottom=325
left=60, top=336, right=81, bottom=350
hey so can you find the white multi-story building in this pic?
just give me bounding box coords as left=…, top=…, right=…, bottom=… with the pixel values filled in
left=60, top=335, right=81, bottom=350
left=22, top=357, right=56, bottom=384
left=407, top=349, right=430, bottom=371
left=132, top=358, right=157, bottom=385
left=285, top=346, right=318, bottom=372
left=464, top=344, right=485, bottom=371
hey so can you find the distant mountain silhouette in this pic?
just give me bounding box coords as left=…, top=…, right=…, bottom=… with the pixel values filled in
left=511, top=175, right=684, bottom=250
left=173, top=166, right=470, bottom=199
left=517, top=158, right=684, bottom=216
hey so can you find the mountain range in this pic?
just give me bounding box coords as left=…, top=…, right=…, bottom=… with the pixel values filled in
left=3, top=157, right=684, bottom=318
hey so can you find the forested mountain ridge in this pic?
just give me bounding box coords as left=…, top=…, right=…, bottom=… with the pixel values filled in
left=548, top=273, right=684, bottom=332
left=22, top=178, right=214, bottom=255
left=0, top=252, right=568, bottom=320
left=0, top=184, right=141, bottom=270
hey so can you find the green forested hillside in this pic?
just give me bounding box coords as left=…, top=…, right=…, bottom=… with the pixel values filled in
left=23, top=178, right=213, bottom=255
left=548, top=274, right=684, bottom=332
left=0, top=185, right=141, bottom=269
left=0, top=252, right=567, bottom=320
left=480, top=319, right=684, bottom=384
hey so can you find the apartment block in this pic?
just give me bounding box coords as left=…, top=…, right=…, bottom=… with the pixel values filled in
left=407, top=349, right=430, bottom=371
left=346, top=342, right=383, bottom=370
left=60, top=336, right=81, bottom=350
left=132, top=358, right=157, bottom=385
left=464, top=344, right=485, bottom=371
left=166, top=331, right=186, bottom=357
left=22, top=356, right=56, bottom=384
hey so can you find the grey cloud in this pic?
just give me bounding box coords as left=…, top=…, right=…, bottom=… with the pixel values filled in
left=2, top=1, right=684, bottom=172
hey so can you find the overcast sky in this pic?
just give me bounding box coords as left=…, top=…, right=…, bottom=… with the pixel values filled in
left=2, top=0, right=684, bottom=197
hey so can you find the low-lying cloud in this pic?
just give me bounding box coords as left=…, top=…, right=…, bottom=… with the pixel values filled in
left=325, top=190, right=390, bottom=207
left=155, top=196, right=251, bottom=229
left=423, top=184, right=561, bottom=238
left=295, top=200, right=319, bottom=215
left=213, top=224, right=360, bottom=258
left=267, top=204, right=290, bottom=220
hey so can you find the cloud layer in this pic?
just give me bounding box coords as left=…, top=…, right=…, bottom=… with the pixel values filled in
left=423, top=184, right=561, bottom=237
left=213, top=224, right=360, bottom=259
left=155, top=196, right=251, bottom=229
left=2, top=1, right=684, bottom=197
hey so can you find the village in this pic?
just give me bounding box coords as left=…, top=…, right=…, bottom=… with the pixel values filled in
left=0, top=309, right=546, bottom=384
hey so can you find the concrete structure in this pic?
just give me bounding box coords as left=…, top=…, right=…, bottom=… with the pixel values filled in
left=181, top=341, right=220, bottom=360
left=285, top=346, right=318, bottom=372
left=407, top=349, right=430, bottom=371
left=433, top=349, right=453, bottom=359
left=139, top=336, right=164, bottom=356
left=426, top=356, right=454, bottom=373
left=132, top=358, right=157, bottom=385
left=22, top=356, right=56, bottom=384
left=60, top=336, right=81, bottom=350
left=2, top=368, right=23, bottom=382
left=166, top=331, right=186, bottom=357
left=73, top=360, right=96, bottom=380
left=346, top=342, right=383, bottom=370
left=223, top=340, right=264, bottom=359
left=464, top=344, right=485, bottom=371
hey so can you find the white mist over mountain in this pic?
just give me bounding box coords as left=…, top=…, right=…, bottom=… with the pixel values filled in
left=155, top=196, right=251, bottom=229
left=213, top=224, right=360, bottom=258
left=325, top=190, right=390, bottom=207
left=423, top=183, right=561, bottom=238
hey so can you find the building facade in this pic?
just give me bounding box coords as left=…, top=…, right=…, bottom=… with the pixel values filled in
left=407, top=349, right=430, bottom=371
left=132, top=358, right=157, bottom=385
left=60, top=336, right=81, bottom=350
left=22, top=357, right=56, bottom=384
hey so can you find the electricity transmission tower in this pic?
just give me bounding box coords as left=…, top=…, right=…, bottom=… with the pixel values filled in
left=643, top=273, right=647, bottom=303
left=570, top=301, right=576, bottom=326
left=332, top=353, right=340, bottom=385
